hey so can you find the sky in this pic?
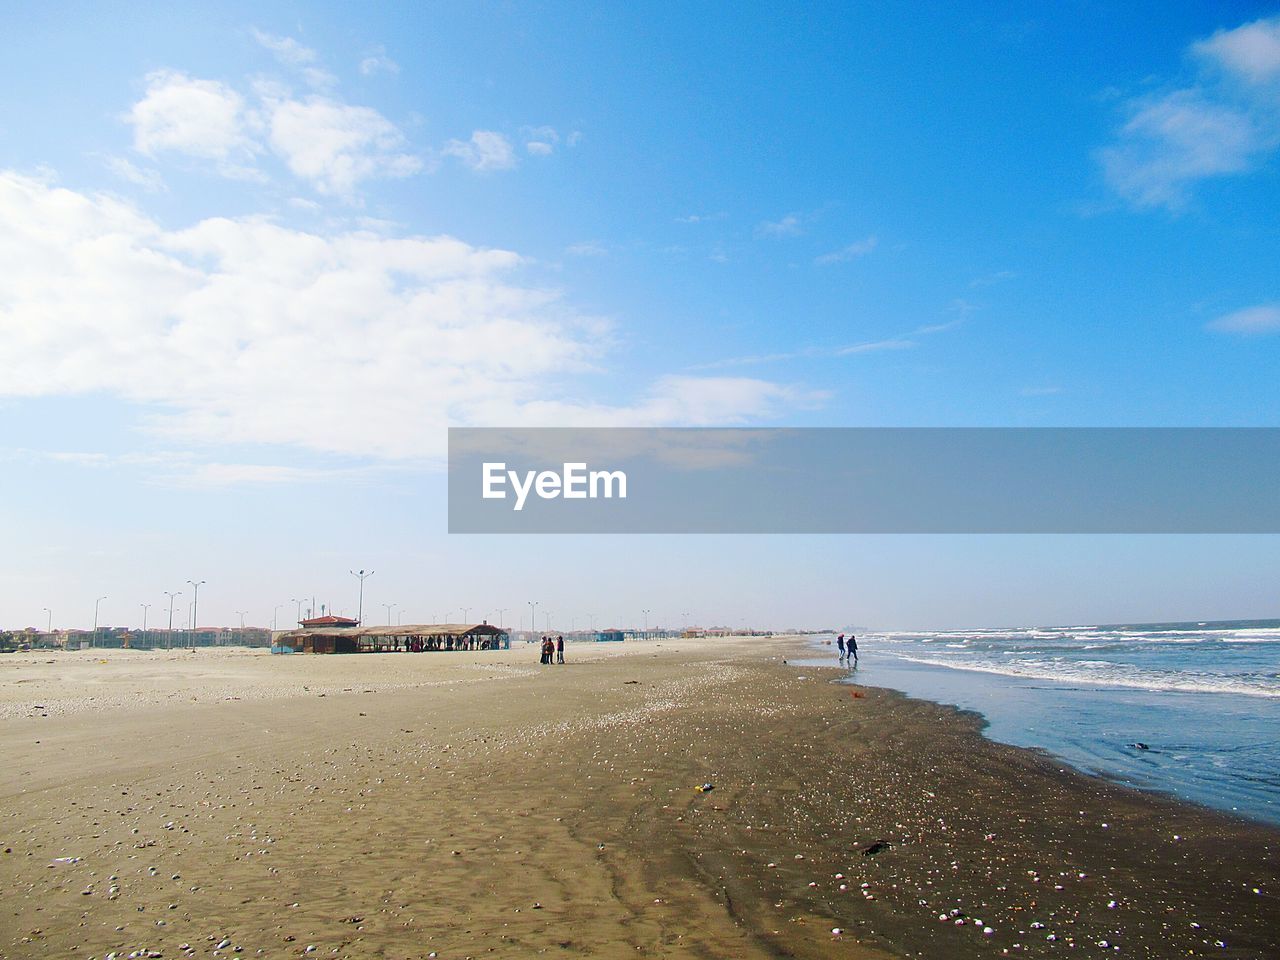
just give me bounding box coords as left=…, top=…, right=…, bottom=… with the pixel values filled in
left=1, top=1, right=1278, bottom=632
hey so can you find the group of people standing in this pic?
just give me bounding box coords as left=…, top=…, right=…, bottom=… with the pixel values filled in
left=837, top=633, right=858, bottom=666
left=540, top=634, right=565, bottom=664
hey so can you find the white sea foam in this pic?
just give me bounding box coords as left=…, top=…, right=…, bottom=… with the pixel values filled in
left=887, top=652, right=1280, bottom=698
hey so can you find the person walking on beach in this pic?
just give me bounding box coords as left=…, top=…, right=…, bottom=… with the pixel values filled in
left=846, top=633, right=858, bottom=667
left=556, top=635, right=565, bottom=664
left=836, top=633, right=846, bottom=661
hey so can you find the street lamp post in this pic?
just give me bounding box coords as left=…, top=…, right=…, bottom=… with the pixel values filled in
left=382, top=602, right=396, bottom=625
left=495, top=608, right=508, bottom=630
left=43, top=607, right=51, bottom=633
left=165, top=591, right=182, bottom=649
left=528, top=601, right=537, bottom=640
left=460, top=606, right=471, bottom=624
left=544, top=611, right=552, bottom=632
left=349, top=569, right=374, bottom=626
left=187, top=580, right=205, bottom=648
left=272, top=604, right=282, bottom=631
left=140, top=603, right=150, bottom=644
left=642, top=608, right=651, bottom=635
left=291, top=598, right=303, bottom=624
left=93, top=596, right=107, bottom=648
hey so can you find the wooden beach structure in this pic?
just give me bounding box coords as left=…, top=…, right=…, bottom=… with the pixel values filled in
left=298, top=615, right=359, bottom=629
left=273, top=623, right=510, bottom=654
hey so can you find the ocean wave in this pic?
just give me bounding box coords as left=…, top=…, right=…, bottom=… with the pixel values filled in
left=875, top=624, right=1280, bottom=646
left=886, top=652, right=1280, bottom=699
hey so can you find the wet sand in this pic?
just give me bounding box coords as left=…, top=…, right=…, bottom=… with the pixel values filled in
left=1, top=638, right=1276, bottom=959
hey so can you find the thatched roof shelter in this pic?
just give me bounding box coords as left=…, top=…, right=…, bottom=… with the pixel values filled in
left=273, top=623, right=508, bottom=654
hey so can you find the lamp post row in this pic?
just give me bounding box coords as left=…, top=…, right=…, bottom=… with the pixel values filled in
left=56, top=582, right=634, bottom=644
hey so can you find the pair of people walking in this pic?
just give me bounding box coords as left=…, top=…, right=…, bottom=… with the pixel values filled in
left=540, top=634, right=565, bottom=665
left=836, top=632, right=858, bottom=666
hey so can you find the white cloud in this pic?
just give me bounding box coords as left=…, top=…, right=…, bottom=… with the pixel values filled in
left=675, top=212, right=726, bottom=224
left=634, top=376, right=824, bottom=425
left=104, top=155, right=166, bottom=192
left=304, top=67, right=338, bottom=89
left=442, top=130, right=517, bottom=171
left=262, top=94, right=422, bottom=196
left=490, top=376, right=825, bottom=428
left=124, top=52, right=556, bottom=197
left=815, top=236, right=878, bottom=265
left=755, top=214, right=802, bottom=238
left=126, top=70, right=256, bottom=163
left=523, top=125, right=559, bottom=155
left=360, top=53, right=401, bottom=76
left=1194, top=16, right=1280, bottom=85
left=832, top=337, right=914, bottom=356
left=1100, top=90, right=1261, bottom=207
left=0, top=171, right=815, bottom=464
left=1100, top=16, right=1280, bottom=209
left=252, top=28, right=318, bottom=66
left=125, top=65, right=423, bottom=197
left=1206, top=302, right=1280, bottom=335
left=251, top=29, right=335, bottom=87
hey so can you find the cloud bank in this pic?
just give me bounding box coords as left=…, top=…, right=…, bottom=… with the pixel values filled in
left=0, top=171, right=815, bottom=462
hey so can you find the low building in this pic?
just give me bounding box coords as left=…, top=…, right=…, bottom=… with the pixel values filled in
left=298, top=615, right=360, bottom=628
left=273, top=623, right=510, bottom=654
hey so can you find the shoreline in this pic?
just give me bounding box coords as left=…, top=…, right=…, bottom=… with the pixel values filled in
left=2, top=637, right=1276, bottom=958
left=801, top=637, right=1280, bottom=828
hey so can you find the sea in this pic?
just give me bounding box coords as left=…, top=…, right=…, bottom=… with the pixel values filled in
left=810, top=619, right=1280, bottom=826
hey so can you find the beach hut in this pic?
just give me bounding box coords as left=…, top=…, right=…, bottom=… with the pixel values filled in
left=298, top=615, right=360, bottom=628
left=273, top=623, right=509, bottom=654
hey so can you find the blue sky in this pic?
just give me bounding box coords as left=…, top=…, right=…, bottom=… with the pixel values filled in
left=2, top=2, right=1278, bottom=631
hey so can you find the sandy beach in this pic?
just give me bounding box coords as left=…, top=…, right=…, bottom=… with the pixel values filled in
left=1, top=637, right=1276, bottom=959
